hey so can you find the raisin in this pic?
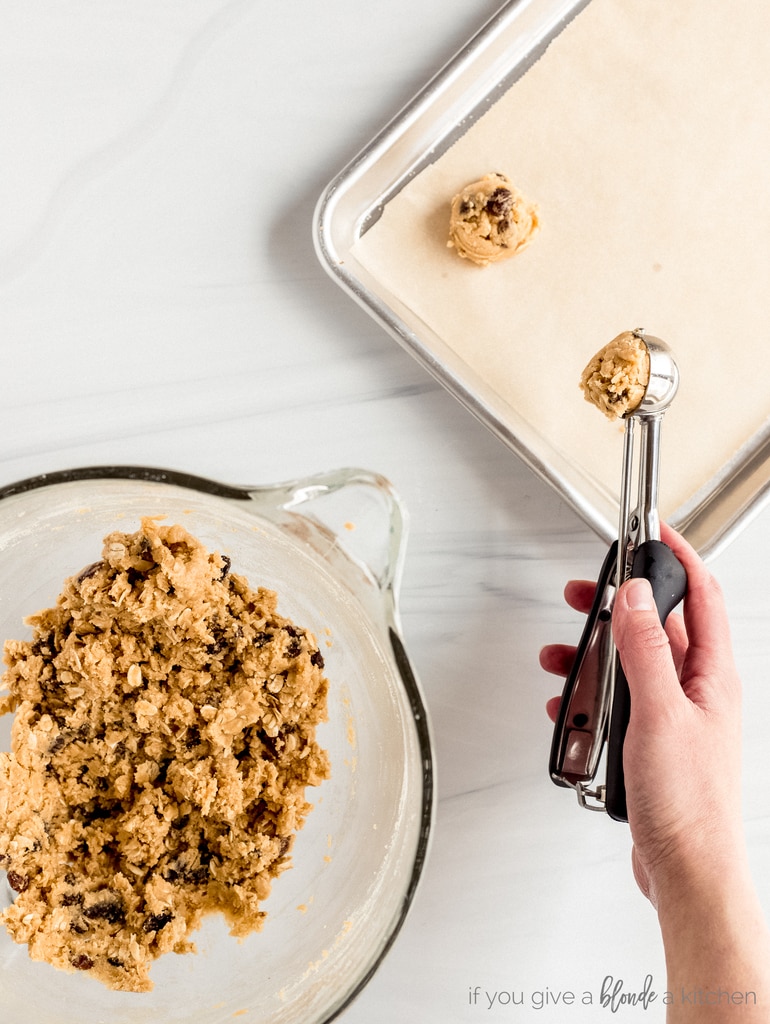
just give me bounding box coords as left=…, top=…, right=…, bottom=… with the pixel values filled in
left=277, top=836, right=292, bottom=858
left=143, top=910, right=173, bottom=933
left=218, top=555, right=231, bottom=580
left=185, top=726, right=202, bottom=750
left=310, top=650, right=325, bottom=669
left=485, top=186, right=513, bottom=217
left=166, top=861, right=208, bottom=885
left=107, top=956, right=124, bottom=968
left=7, top=871, right=28, bottom=893
left=83, top=898, right=126, bottom=924
left=252, top=631, right=273, bottom=648
left=62, top=893, right=84, bottom=908
left=48, top=734, right=66, bottom=755
left=285, top=638, right=301, bottom=658
left=71, top=954, right=94, bottom=970
left=76, top=561, right=103, bottom=584
left=163, top=851, right=210, bottom=884
left=206, top=628, right=227, bottom=656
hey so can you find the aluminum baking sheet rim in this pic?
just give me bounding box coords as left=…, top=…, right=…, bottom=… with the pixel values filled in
left=313, top=0, right=770, bottom=562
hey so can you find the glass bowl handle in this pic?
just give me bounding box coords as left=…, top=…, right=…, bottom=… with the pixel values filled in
left=244, top=468, right=408, bottom=615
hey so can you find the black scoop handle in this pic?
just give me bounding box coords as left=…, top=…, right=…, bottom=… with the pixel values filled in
left=605, top=539, right=688, bottom=822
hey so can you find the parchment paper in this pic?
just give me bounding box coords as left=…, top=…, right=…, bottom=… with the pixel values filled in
left=352, top=0, right=770, bottom=519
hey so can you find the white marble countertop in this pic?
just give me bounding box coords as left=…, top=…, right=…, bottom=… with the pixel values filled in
left=2, top=2, right=769, bottom=1021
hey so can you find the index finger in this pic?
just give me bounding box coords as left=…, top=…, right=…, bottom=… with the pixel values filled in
left=564, top=579, right=596, bottom=615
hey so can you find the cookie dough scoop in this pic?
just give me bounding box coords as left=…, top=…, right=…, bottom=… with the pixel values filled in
left=550, top=330, right=687, bottom=822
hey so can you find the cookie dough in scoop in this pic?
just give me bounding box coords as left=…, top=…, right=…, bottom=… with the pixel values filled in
left=448, top=172, right=539, bottom=266
left=580, top=331, right=651, bottom=420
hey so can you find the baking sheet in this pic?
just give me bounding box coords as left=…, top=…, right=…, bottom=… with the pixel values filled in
left=314, top=0, right=770, bottom=558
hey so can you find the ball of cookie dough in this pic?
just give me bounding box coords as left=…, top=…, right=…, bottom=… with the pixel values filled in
left=580, top=331, right=651, bottom=420
left=448, top=172, right=539, bottom=267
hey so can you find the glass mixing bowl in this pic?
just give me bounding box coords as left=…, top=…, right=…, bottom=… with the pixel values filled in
left=0, top=466, right=434, bottom=1024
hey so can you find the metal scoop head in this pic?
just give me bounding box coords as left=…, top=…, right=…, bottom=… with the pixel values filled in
left=630, top=331, right=679, bottom=417
left=619, top=331, right=680, bottom=547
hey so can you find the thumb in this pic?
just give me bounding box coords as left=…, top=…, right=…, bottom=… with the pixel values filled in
left=612, top=577, right=682, bottom=717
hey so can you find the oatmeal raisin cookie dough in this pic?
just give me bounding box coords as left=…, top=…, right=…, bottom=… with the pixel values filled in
left=0, top=518, right=330, bottom=992
left=448, top=172, right=539, bottom=266
left=580, top=331, right=650, bottom=420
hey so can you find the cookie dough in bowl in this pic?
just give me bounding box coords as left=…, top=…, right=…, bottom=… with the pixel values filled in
left=0, top=466, right=433, bottom=1024
left=0, top=517, right=331, bottom=993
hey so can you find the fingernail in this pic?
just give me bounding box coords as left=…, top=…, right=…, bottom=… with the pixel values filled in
left=625, top=577, right=655, bottom=611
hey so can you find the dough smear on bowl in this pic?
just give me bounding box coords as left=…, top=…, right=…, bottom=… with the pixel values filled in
left=0, top=518, right=330, bottom=992
left=580, top=331, right=651, bottom=420
left=447, top=171, right=539, bottom=266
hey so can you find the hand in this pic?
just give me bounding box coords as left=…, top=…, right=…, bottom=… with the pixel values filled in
left=540, top=524, right=743, bottom=907
left=542, top=527, right=770, bottom=1018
